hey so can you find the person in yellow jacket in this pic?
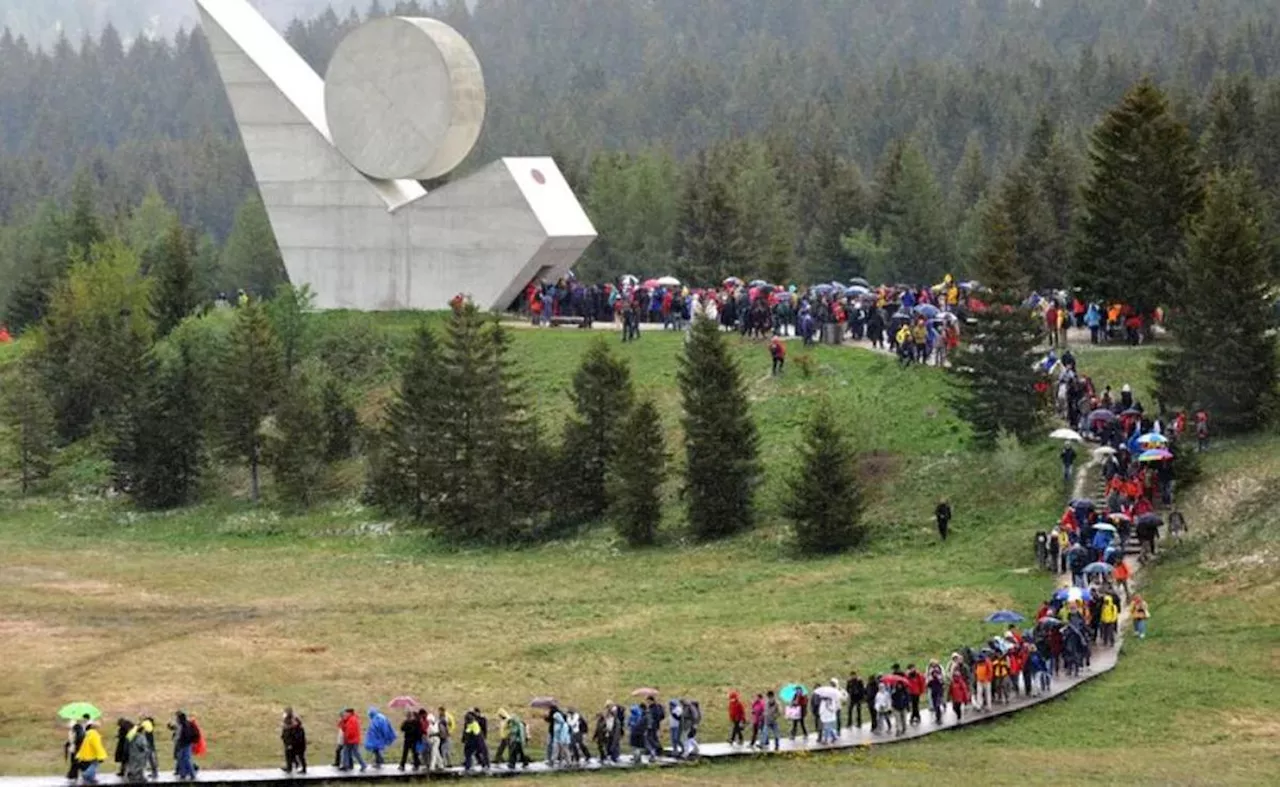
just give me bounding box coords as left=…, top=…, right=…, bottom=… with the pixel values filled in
left=1099, top=593, right=1120, bottom=647
left=76, top=720, right=108, bottom=784
left=1130, top=594, right=1150, bottom=639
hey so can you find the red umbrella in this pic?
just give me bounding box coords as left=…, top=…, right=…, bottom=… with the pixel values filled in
left=388, top=696, right=420, bottom=710
left=877, top=674, right=909, bottom=686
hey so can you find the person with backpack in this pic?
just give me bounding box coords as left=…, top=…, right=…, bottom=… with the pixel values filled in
left=282, top=709, right=307, bottom=775
left=627, top=705, right=648, bottom=764
left=503, top=711, right=530, bottom=769
left=436, top=707, right=454, bottom=768
left=926, top=661, right=946, bottom=725
left=769, top=335, right=786, bottom=376
left=644, top=696, right=664, bottom=758
left=171, top=712, right=198, bottom=781
left=461, top=710, right=482, bottom=771
left=787, top=689, right=808, bottom=741
left=727, top=692, right=746, bottom=746
left=680, top=700, right=701, bottom=758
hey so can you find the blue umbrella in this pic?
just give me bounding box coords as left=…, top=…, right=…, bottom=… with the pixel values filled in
left=779, top=684, right=807, bottom=704
left=985, top=610, right=1025, bottom=624
left=1053, top=587, right=1093, bottom=603
left=811, top=283, right=836, bottom=295
left=845, top=285, right=871, bottom=296
left=914, top=304, right=940, bottom=319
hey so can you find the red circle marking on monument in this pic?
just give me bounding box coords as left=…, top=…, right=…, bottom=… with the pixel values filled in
left=531, top=169, right=546, bottom=184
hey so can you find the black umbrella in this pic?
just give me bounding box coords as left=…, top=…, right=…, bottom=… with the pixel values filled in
left=1088, top=409, right=1118, bottom=423
left=1069, top=498, right=1096, bottom=510
left=1136, top=513, right=1163, bottom=527
left=1120, top=408, right=1142, bottom=417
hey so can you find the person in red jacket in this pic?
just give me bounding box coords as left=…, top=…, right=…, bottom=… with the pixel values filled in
left=338, top=709, right=366, bottom=772
left=769, top=336, right=786, bottom=376
left=726, top=692, right=746, bottom=746
left=947, top=666, right=971, bottom=723
left=904, top=664, right=926, bottom=725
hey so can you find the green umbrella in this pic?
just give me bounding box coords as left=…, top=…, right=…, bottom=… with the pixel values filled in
left=58, top=702, right=102, bottom=721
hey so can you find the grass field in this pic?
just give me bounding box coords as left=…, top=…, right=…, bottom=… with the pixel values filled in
left=3, top=324, right=1276, bottom=784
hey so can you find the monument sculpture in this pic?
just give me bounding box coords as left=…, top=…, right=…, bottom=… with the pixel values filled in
left=195, top=0, right=597, bottom=311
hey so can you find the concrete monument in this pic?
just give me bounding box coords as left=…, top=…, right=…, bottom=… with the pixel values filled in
left=195, top=0, right=596, bottom=311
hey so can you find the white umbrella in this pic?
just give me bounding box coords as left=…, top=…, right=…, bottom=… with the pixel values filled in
left=619, top=274, right=638, bottom=285
left=1050, top=428, right=1083, bottom=441
left=813, top=685, right=842, bottom=701
left=1093, top=523, right=1117, bottom=533
left=1092, top=446, right=1118, bottom=456
left=656, top=275, right=681, bottom=287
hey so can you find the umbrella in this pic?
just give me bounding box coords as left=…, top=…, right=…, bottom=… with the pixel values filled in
left=58, top=702, right=102, bottom=721
left=655, top=275, right=681, bottom=287
left=1083, top=562, right=1114, bottom=575
left=877, top=674, right=909, bottom=687
left=829, top=281, right=846, bottom=290
left=641, top=278, right=660, bottom=290
left=530, top=697, right=558, bottom=709
left=1050, top=428, right=1084, bottom=441
left=985, top=610, right=1025, bottom=624
left=845, top=285, right=871, bottom=297
left=1093, top=523, right=1117, bottom=533
left=913, top=304, right=940, bottom=319
left=1093, top=446, right=1118, bottom=456
left=619, top=274, right=638, bottom=286
left=1136, top=513, right=1163, bottom=527
left=1088, top=409, right=1118, bottom=424
left=1035, top=617, right=1065, bottom=629
left=813, top=686, right=842, bottom=701
left=811, top=283, right=836, bottom=295
left=848, top=277, right=870, bottom=287
left=1138, top=449, right=1174, bottom=463
left=630, top=688, right=659, bottom=698
left=779, top=684, right=807, bottom=703
left=388, top=696, right=419, bottom=710
left=749, top=279, right=769, bottom=288
left=1120, top=408, right=1142, bottom=418
left=723, top=277, right=743, bottom=286
left=1053, top=586, right=1093, bottom=603
left=1069, top=498, right=1096, bottom=510
left=1108, top=512, right=1131, bottom=523
left=1137, top=433, right=1168, bottom=449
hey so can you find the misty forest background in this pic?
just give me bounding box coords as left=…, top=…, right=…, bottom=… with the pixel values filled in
left=3, top=0, right=1280, bottom=321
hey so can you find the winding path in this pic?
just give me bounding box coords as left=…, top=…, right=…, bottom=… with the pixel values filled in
left=0, top=453, right=1136, bottom=786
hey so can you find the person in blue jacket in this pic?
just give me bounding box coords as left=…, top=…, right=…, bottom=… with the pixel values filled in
left=364, top=707, right=397, bottom=769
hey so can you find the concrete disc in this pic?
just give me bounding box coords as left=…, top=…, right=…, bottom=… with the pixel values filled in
left=324, top=16, right=485, bottom=181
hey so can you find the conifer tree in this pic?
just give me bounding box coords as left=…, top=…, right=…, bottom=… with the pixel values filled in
left=217, top=300, right=282, bottom=503
left=1074, top=78, right=1202, bottom=316
left=678, top=315, right=760, bottom=540
left=674, top=149, right=746, bottom=286
left=1153, top=169, right=1277, bottom=434
left=371, top=320, right=446, bottom=522
left=1001, top=166, right=1060, bottom=289
left=785, top=400, right=866, bottom=555
left=610, top=398, right=666, bottom=547
left=149, top=219, right=199, bottom=337
left=265, top=283, right=314, bottom=375
left=1, top=359, right=55, bottom=495
left=948, top=197, right=1046, bottom=449
left=267, top=363, right=329, bottom=508
left=65, top=169, right=103, bottom=261
left=220, top=193, right=287, bottom=297
left=949, top=132, right=987, bottom=228
left=557, top=338, right=635, bottom=524
left=1201, top=75, right=1257, bottom=172
left=885, top=141, right=955, bottom=283
left=127, top=345, right=203, bottom=509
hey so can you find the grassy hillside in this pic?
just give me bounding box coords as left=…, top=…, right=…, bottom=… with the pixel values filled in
left=5, top=324, right=1263, bottom=784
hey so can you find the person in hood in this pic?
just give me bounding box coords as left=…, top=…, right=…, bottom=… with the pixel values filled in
left=666, top=700, right=683, bottom=758
left=123, top=719, right=152, bottom=784
left=113, top=718, right=135, bottom=778
left=363, top=707, right=396, bottom=769
left=727, top=692, right=746, bottom=746
left=761, top=691, right=781, bottom=752
left=749, top=693, right=765, bottom=748
left=627, top=705, right=648, bottom=764
left=873, top=680, right=893, bottom=734
left=935, top=499, right=952, bottom=541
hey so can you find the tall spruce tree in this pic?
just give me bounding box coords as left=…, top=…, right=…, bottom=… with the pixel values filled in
left=678, top=315, right=760, bottom=540
left=220, top=194, right=287, bottom=297
left=149, top=219, right=199, bottom=337
left=1153, top=170, right=1277, bottom=434
left=557, top=338, right=635, bottom=524
left=127, top=345, right=204, bottom=509
left=674, top=149, right=746, bottom=287
left=267, top=363, right=329, bottom=508
left=217, top=300, right=283, bottom=503
left=948, top=197, right=1046, bottom=448
left=1074, top=78, right=1203, bottom=317
left=785, top=400, right=866, bottom=555
left=1, top=359, right=55, bottom=494
left=371, top=320, right=447, bottom=522
left=609, top=398, right=666, bottom=547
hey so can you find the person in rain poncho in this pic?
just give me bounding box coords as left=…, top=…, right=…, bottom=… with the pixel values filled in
left=364, top=708, right=396, bottom=769
left=550, top=709, right=571, bottom=766
left=123, top=721, right=152, bottom=784
left=873, top=680, right=893, bottom=733
left=77, top=721, right=109, bottom=784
